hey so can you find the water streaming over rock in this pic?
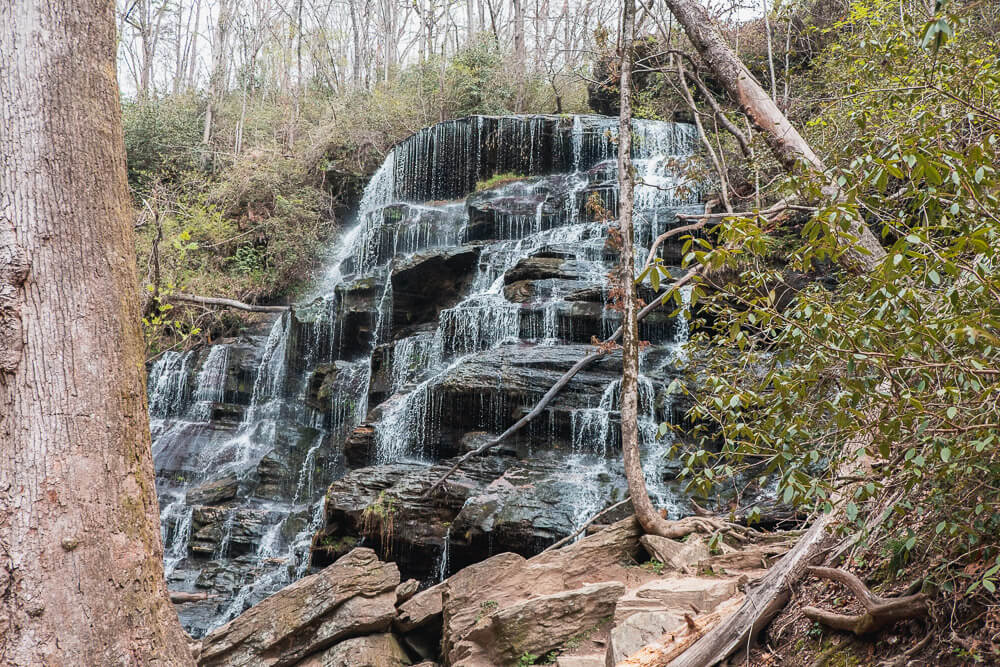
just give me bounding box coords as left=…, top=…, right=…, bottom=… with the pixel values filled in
left=149, top=114, right=704, bottom=633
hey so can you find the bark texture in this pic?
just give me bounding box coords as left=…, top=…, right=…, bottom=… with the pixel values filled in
left=617, top=0, right=676, bottom=540
left=0, top=2, right=194, bottom=664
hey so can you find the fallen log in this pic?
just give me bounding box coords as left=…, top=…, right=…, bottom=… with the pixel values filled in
left=620, top=595, right=747, bottom=666
left=665, top=511, right=837, bottom=666
left=169, top=293, right=290, bottom=313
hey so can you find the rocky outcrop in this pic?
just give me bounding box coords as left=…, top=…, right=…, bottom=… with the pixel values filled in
left=605, top=611, right=684, bottom=667
left=198, top=548, right=399, bottom=667
left=316, top=452, right=636, bottom=580
left=314, top=458, right=507, bottom=576
left=186, top=514, right=779, bottom=667
left=293, top=634, right=410, bottom=667
left=440, top=518, right=644, bottom=663
left=455, top=582, right=625, bottom=665
left=639, top=535, right=709, bottom=574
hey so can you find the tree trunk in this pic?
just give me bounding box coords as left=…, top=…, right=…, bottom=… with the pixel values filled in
left=617, top=0, right=677, bottom=540
left=187, top=0, right=201, bottom=89
left=202, top=0, right=230, bottom=168
left=662, top=0, right=886, bottom=271
left=513, top=0, right=527, bottom=110
left=0, top=1, right=194, bottom=664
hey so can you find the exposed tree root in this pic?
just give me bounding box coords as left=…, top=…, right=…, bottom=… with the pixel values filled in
left=803, top=566, right=929, bottom=635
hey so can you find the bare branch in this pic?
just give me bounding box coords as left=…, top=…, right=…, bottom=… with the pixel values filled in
left=169, top=293, right=290, bottom=313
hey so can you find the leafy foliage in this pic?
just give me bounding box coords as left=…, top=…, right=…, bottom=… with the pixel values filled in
left=663, top=0, right=1000, bottom=603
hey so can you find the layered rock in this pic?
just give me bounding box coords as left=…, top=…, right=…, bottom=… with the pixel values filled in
left=198, top=548, right=399, bottom=667
left=456, top=582, right=625, bottom=665
left=294, top=634, right=410, bottom=667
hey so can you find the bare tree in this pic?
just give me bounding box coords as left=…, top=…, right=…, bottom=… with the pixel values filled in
left=0, top=0, right=195, bottom=662
left=202, top=0, right=231, bottom=166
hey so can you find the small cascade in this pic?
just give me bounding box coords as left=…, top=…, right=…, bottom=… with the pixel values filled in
left=390, top=335, right=435, bottom=393
left=372, top=273, right=394, bottom=347
left=148, top=351, right=193, bottom=420
left=189, top=344, right=229, bottom=421
left=161, top=499, right=193, bottom=577
left=374, top=377, right=439, bottom=464
left=293, top=434, right=324, bottom=504
left=214, top=511, right=236, bottom=560
left=437, top=524, right=452, bottom=582
left=435, top=296, right=520, bottom=358
left=245, top=316, right=290, bottom=424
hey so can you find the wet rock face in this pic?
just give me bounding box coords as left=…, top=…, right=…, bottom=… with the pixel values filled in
left=390, top=246, right=481, bottom=334
left=153, top=114, right=711, bottom=636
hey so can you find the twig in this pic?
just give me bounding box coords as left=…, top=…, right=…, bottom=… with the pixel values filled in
left=543, top=497, right=633, bottom=552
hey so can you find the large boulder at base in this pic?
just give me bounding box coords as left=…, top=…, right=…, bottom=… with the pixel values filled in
left=639, top=534, right=709, bottom=573
left=612, top=576, right=740, bottom=623
left=198, top=548, right=399, bottom=667
left=453, top=582, right=625, bottom=666
left=396, top=582, right=445, bottom=632
left=293, top=634, right=410, bottom=667
left=441, top=518, right=644, bottom=664
left=604, top=611, right=684, bottom=667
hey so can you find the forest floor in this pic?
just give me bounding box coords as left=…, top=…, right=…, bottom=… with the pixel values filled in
left=746, top=562, right=999, bottom=666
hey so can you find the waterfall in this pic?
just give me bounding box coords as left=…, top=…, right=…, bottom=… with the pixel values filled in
left=190, top=344, right=229, bottom=421
left=151, top=114, right=703, bottom=635
left=148, top=351, right=193, bottom=420
left=437, top=524, right=452, bottom=582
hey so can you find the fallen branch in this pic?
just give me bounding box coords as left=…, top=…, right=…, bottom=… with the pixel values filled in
left=169, top=293, right=290, bottom=313
left=169, top=591, right=218, bottom=603
left=644, top=201, right=716, bottom=269
left=422, top=267, right=701, bottom=498
left=542, top=497, right=632, bottom=552
left=672, top=198, right=809, bottom=224
left=803, top=566, right=929, bottom=635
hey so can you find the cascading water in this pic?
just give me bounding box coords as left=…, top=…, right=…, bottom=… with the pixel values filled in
left=150, top=114, right=703, bottom=634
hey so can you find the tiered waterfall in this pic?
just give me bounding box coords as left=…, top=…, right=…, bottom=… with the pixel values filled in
left=148, top=114, right=703, bottom=636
